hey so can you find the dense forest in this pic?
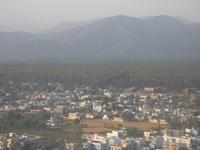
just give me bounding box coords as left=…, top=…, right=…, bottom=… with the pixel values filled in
left=0, top=57, right=200, bottom=91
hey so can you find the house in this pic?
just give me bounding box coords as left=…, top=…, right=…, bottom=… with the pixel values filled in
left=191, top=127, right=200, bottom=136
left=65, top=142, right=80, bottom=150
left=134, top=138, right=147, bottom=150
left=144, top=131, right=158, bottom=138
left=79, top=101, right=93, bottom=108
left=18, top=106, right=31, bottom=111
left=46, top=116, right=67, bottom=126
left=110, top=144, right=130, bottom=150
left=109, top=136, right=121, bottom=146
left=144, top=87, right=155, bottom=92
left=93, top=102, right=103, bottom=113
left=173, top=129, right=185, bottom=137
left=107, top=131, right=123, bottom=139
left=161, top=128, right=173, bottom=136
left=102, top=110, right=113, bottom=118
left=55, top=106, right=69, bottom=114
left=104, top=92, right=114, bottom=98
left=86, top=113, right=94, bottom=119
left=125, top=138, right=137, bottom=150
left=163, top=140, right=186, bottom=150
left=107, top=102, right=116, bottom=109
left=86, top=139, right=109, bottom=150
left=113, top=117, right=126, bottom=122
left=120, top=126, right=132, bottom=136
left=69, top=112, right=81, bottom=120
left=149, top=136, right=163, bottom=149
left=159, top=119, right=168, bottom=124
left=7, top=133, right=20, bottom=149
left=93, top=133, right=106, bottom=142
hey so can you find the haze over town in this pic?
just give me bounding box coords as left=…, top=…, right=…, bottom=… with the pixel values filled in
left=1, top=1, right=200, bottom=150
left=0, top=0, right=200, bottom=31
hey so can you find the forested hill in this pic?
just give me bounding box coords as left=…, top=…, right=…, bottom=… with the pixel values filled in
left=0, top=15, right=200, bottom=62
left=0, top=58, right=200, bottom=91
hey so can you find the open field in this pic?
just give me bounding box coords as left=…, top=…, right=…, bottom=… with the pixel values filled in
left=2, top=119, right=167, bottom=143
left=76, top=119, right=167, bottom=132
left=92, top=95, right=106, bottom=98
left=6, top=127, right=86, bottom=143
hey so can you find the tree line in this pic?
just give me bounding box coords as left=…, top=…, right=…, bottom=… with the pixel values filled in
left=0, top=58, right=200, bottom=91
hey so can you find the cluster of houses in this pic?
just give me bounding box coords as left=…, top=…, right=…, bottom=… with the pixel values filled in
left=0, top=132, right=61, bottom=150
left=2, top=127, right=200, bottom=150
left=1, top=82, right=200, bottom=149
left=63, top=127, right=200, bottom=150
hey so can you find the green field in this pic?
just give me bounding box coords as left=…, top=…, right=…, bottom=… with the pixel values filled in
left=1, top=126, right=86, bottom=143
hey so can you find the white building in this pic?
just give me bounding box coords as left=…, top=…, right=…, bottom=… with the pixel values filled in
left=79, top=101, right=93, bottom=108
left=107, top=131, right=123, bottom=139
left=87, top=139, right=109, bottom=150
left=134, top=138, right=147, bottom=150
left=163, top=140, right=186, bottom=150
left=108, top=136, right=121, bottom=146
left=93, top=102, right=103, bottom=112
left=149, top=136, right=163, bottom=149
left=93, top=133, right=106, bottom=142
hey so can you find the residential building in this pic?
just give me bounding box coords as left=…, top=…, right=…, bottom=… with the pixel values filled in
left=65, top=142, right=80, bottom=150
left=107, top=131, right=123, bottom=139
left=163, top=140, right=186, bottom=150
left=87, top=139, right=109, bottom=150
left=69, top=112, right=81, bottom=120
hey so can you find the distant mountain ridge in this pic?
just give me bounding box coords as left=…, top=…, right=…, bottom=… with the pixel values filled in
left=40, top=18, right=102, bottom=33
left=0, top=15, right=200, bottom=62
left=0, top=22, right=53, bottom=33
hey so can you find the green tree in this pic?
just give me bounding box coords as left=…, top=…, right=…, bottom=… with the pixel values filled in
left=73, top=125, right=83, bottom=139
left=6, top=91, right=19, bottom=101
left=20, top=143, right=31, bottom=150
left=37, top=122, right=46, bottom=129
left=164, top=114, right=171, bottom=123
left=7, top=111, right=13, bottom=120
left=33, top=119, right=39, bottom=128
left=74, top=118, right=80, bottom=125
left=23, top=120, right=31, bottom=129
left=14, top=113, right=21, bottom=120
left=0, top=92, right=6, bottom=98
left=118, top=124, right=122, bottom=128
left=30, top=114, right=35, bottom=119
left=56, top=114, right=61, bottom=128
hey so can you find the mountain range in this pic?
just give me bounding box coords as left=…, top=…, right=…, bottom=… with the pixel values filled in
left=0, top=15, right=200, bottom=62
left=0, top=22, right=53, bottom=33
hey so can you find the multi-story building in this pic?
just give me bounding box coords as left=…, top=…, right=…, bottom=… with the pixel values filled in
left=107, top=131, right=123, bottom=139
left=93, top=102, right=103, bottom=112
left=55, top=106, right=68, bottom=114
left=87, top=139, right=109, bottom=150
left=163, top=140, right=186, bottom=150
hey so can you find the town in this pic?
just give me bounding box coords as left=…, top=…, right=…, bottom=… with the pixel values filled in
left=0, top=81, right=200, bottom=150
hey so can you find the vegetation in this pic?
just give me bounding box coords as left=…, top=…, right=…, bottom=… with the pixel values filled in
left=74, top=118, right=80, bottom=125
left=73, top=125, right=83, bottom=139
left=0, top=58, right=200, bottom=91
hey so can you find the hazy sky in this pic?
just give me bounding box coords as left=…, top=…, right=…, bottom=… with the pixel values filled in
left=0, top=0, right=200, bottom=25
